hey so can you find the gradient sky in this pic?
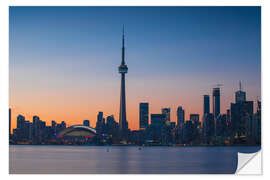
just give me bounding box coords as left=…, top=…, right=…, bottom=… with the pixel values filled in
left=9, top=6, right=261, bottom=131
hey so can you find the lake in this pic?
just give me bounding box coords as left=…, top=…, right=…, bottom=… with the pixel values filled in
left=9, top=145, right=260, bottom=174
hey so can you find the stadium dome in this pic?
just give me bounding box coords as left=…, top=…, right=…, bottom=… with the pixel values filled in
left=57, top=125, right=96, bottom=137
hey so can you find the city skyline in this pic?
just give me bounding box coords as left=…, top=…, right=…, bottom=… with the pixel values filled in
left=9, top=7, right=261, bottom=131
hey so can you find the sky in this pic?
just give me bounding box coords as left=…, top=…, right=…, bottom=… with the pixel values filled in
left=9, top=6, right=261, bottom=131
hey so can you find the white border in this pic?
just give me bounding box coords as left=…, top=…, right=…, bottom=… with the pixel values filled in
left=1, top=0, right=268, bottom=179
left=7, top=0, right=262, bottom=6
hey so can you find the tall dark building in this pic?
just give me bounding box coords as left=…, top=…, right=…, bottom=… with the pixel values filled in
left=151, top=114, right=166, bottom=127
left=190, top=114, right=200, bottom=127
left=254, top=100, right=261, bottom=144
left=215, top=114, right=227, bottom=137
left=235, top=81, right=246, bottom=103
left=150, top=114, right=166, bottom=142
left=230, top=82, right=254, bottom=143
left=107, top=115, right=117, bottom=126
left=139, top=102, right=149, bottom=129
left=118, top=26, right=128, bottom=137
left=213, top=88, right=220, bottom=119
left=106, top=115, right=119, bottom=143
left=183, top=120, right=194, bottom=144
left=14, top=115, right=25, bottom=140
left=96, top=112, right=105, bottom=141
left=226, top=109, right=231, bottom=125
left=231, top=101, right=253, bottom=139
left=17, top=115, right=25, bottom=129
left=170, top=122, right=176, bottom=129
left=203, top=95, right=210, bottom=115
left=202, top=113, right=215, bottom=144
left=177, top=106, right=185, bottom=128
left=161, top=108, right=171, bottom=122
left=97, top=112, right=103, bottom=123
left=83, top=120, right=90, bottom=127
left=51, top=120, right=56, bottom=134
left=32, top=116, right=41, bottom=143
left=60, top=121, right=66, bottom=128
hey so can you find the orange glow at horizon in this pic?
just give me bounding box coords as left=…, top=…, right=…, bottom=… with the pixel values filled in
left=9, top=63, right=260, bottom=133
left=9, top=80, right=242, bottom=133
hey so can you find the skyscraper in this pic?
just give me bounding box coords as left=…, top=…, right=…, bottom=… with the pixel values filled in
left=83, top=120, right=90, bottom=127
left=213, top=87, right=220, bottom=119
left=226, top=109, right=231, bottom=127
left=97, top=112, right=103, bottom=123
left=235, top=81, right=246, bottom=103
left=190, top=114, right=200, bottom=126
left=151, top=114, right=166, bottom=127
left=106, top=115, right=119, bottom=142
left=177, top=106, right=185, bottom=128
left=51, top=120, right=56, bottom=133
left=202, top=113, right=215, bottom=144
left=150, top=114, right=166, bottom=142
left=183, top=120, right=194, bottom=144
left=139, top=102, right=149, bottom=130
left=17, top=115, right=25, bottom=129
left=162, top=108, right=171, bottom=122
left=33, top=115, right=41, bottom=143
left=215, top=114, right=227, bottom=137
left=118, top=25, right=129, bottom=137
left=230, top=101, right=253, bottom=138
left=203, top=95, right=210, bottom=115
left=254, top=100, right=261, bottom=144
left=231, top=82, right=254, bottom=142
left=96, top=112, right=105, bottom=142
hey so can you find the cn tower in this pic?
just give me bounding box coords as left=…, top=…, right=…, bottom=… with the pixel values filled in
left=118, top=25, right=128, bottom=138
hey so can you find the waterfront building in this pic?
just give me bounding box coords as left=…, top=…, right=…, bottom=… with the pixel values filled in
left=203, top=95, right=210, bottom=115
left=202, top=113, right=215, bottom=144
left=215, top=114, right=227, bottom=137
left=17, top=114, right=25, bottom=129
left=183, top=120, right=194, bottom=144
left=230, top=101, right=253, bottom=141
left=177, top=106, right=185, bottom=128
left=150, top=114, right=166, bottom=143
left=83, top=120, right=90, bottom=127
left=162, top=108, right=171, bottom=122
left=213, top=88, right=220, bottom=119
left=190, top=114, right=200, bottom=127
left=235, top=81, right=246, bottom=103
left=96, top=112, right=105, bottom=138
left=139, top=102, right=149, bottom=130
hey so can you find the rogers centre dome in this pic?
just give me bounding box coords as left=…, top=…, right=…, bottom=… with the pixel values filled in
left=57, top=125, right=96, bottom=137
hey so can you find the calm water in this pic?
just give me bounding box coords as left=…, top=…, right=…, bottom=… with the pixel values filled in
left=9, top=145, right=260, bottom=174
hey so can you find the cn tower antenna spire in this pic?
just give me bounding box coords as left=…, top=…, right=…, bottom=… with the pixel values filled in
left=122, top=24, right=125, bottom=44
left=121, top=24, right=125, bottom=65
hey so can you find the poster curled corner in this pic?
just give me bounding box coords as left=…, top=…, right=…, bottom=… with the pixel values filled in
left=236, top=150, right=262, bottom=175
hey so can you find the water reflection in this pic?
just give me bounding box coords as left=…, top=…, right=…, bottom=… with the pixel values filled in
left=9, top=145, right=260, bottom=174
